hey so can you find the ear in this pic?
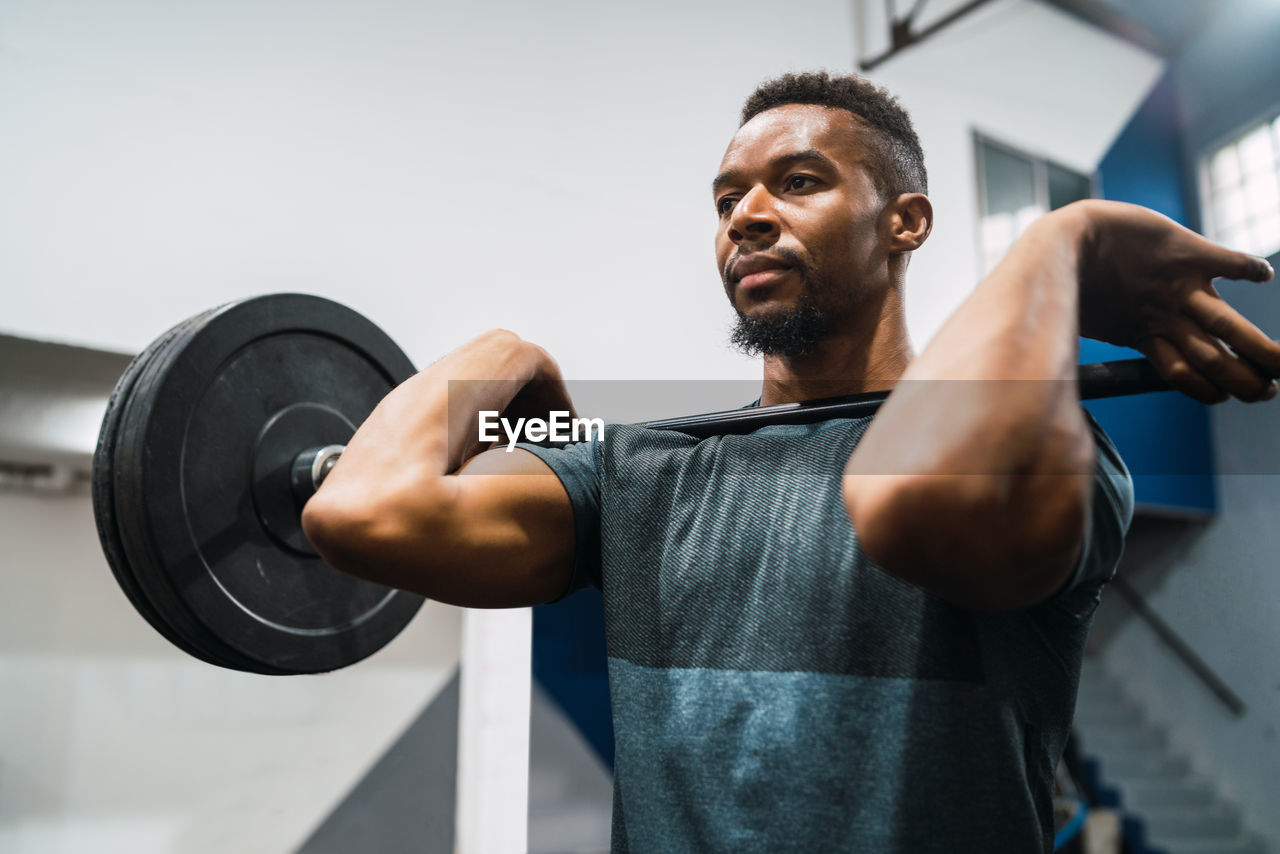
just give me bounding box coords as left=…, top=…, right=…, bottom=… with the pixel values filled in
left=886, top=193, right=932, bottom=253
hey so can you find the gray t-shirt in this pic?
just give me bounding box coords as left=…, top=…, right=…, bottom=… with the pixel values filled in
left=521, top=410, right=1133, bottom=853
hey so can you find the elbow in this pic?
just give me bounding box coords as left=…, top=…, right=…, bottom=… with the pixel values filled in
left=299, top=493, right=353, bottom=566
left=844, top=472, right=1090, bottom=611
left=300, top=480, right=455, bottom=590
left=300, top=491, right=380, bottom=578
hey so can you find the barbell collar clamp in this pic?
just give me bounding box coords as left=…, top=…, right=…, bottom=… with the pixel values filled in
left=292, top=444, right=347, bottom=507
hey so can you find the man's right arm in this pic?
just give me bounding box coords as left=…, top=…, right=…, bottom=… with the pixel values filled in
left=300, top=329, right=578, bottom=608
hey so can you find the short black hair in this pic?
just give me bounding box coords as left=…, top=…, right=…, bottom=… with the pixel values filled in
left=740, top=71, right=928, bottom=197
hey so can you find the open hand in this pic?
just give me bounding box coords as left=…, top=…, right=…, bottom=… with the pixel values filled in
left=1070, top=200, right=1279, bottom=403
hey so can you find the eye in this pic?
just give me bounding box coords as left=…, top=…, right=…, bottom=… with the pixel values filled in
left=716, top=196, right=738, bottom=217
left=785, top=174, right=818, bottom=191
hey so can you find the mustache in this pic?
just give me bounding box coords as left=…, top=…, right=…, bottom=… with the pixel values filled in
left=724, top=247, right=810, bottom=286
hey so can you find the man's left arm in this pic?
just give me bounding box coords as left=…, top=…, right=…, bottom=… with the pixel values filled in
left=843, top=200, right=1280, bottom=610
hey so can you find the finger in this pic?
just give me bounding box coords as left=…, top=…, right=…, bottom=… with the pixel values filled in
left=1142, top=335, right=1230, bottom=404
left=1183, top=289, right=1280, bottom=377
left=1164, top=315, right=1278, bottom=402
left=1185, top=238, right=1275, bottom=283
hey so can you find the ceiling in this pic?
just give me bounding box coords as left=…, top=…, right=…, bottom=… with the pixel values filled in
left=1043, top=0, right=1225, bottom=57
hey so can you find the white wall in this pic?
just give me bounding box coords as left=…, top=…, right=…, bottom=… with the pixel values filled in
left=859, top=0, right=1164, bottom=343
left=0, top=0, right=853, bottom=387
left=0, top=491, right=460, bottom=854
left=0, top=0, right=1161, bottom=382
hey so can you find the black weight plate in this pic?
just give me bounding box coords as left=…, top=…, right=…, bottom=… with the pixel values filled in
left=110, top=294, right=422, bottom=674
left=110, top=306, right=284, bottom=673
left=93, top=307, right=250, bottom=670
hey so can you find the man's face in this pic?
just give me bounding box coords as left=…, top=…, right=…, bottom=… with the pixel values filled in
left=713, top=104, right=889, bottom=356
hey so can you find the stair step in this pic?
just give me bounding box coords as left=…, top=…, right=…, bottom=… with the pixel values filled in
left=1146, top=834, right=1269, bottom=854
left=1075, top=683, right=1126, bottom=707
left=1076, top=722, right=1168, bottom=754
left=1097, top=750, right=1190, bottom=780
left=1120, top=777, right=1217, bottom=810
left=1078, top=666, right=1124, bottom=691
left=1075, top=661, right=1273, bottom=854
left=1073, top=700, right=1146, bottom=727
left=1138, top=802, right=1242, bottom=840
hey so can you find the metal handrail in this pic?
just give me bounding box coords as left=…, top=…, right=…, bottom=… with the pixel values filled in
left=1110, top=575, right=1246, bottom=717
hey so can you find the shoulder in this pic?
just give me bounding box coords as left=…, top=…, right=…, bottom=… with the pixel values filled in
left=1044, top=410, right=1134, bottom=615
left=1084, top=410, right=1135, bottom=535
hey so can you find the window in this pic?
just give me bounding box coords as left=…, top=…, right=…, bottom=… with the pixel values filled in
left=1201, top=114, right=1280, bottom=259
left=974, top=134, right=1093, bottom=276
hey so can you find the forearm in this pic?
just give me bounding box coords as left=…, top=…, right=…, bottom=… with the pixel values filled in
left=844, top=206, right=1095, bottom=608
left=301, top=329, right=549, bottom=570
left=910, top=207, right=1085, bottom=388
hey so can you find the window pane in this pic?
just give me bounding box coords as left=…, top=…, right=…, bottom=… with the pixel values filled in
left=1047, top=163, right=1091, bottom=210
left=1239, top=125, right=1275, bottom=176
left=1213, top=187, right=1247, bottom=229
left=980, top=142, right=1037, bottom=216
left=981, top=212, right=1015, bottom=275
left=1243, top=170, right=1280, bottom=217
left=1015, top=204, right=1045, bottom=234
left=1248, top=212, right=1280, bottom=258
left=1219, top=224, right=1249, bottom=252
left=1210, top=144, right=1241, bottom=188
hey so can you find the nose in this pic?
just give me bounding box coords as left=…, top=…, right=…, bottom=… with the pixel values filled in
left=727, top=186, right=779, bottom=246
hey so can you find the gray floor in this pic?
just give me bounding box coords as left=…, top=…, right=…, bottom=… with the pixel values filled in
left=528, top=687, right=613, bottom=854
left=297, top=670, right=613, bottom=854
left=298, top=672, right=460, bottom=854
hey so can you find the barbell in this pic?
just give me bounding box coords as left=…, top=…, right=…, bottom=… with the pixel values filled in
left=92, top=293, right=1168, bottom=675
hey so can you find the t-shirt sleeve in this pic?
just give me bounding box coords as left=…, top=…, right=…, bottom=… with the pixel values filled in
left=1049, top=409, right=1135, bottom=616
left=517, top=439, right=604, bottom=597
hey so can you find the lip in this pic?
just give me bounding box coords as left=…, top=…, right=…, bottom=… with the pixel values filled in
left=729, top=255, right=792, bottom=290
left=738, top=267, right=792, bottom=290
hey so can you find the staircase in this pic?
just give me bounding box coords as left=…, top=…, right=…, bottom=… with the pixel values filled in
left=1073, top=661, right=1272, bottom=854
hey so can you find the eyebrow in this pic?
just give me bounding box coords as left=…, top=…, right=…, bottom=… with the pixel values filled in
left=711, top=149, right=838, bottom=196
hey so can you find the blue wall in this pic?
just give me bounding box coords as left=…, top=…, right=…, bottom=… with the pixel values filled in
left=533, top=590, right=614, bottom=768
left=1092, top=72, right=1216, bottom=514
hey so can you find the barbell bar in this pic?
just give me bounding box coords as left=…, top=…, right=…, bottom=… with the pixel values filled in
left=290, top=358, right=1166, bottom=497
left=93, top=293, right=1170, bottom=675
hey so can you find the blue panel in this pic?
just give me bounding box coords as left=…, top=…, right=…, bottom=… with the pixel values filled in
left=1081, top=341, right=1216, bottom=513
left=1097, top=74, right=1191, bottom=226
left=1092, top=73, right=1216, bottom=515
left=533, top=589, right=615, bottom=768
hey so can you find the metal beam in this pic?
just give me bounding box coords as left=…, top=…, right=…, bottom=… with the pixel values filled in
left=1111, top=576, right=1246, bottom=717
left=860, top=0, right=1001, bottom=71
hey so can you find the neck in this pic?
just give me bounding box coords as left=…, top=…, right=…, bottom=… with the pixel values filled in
left=758, top=287, right=913, bottom=406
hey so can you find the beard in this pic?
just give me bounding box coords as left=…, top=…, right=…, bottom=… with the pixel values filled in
left=725, top=248, right=833, bottom=358
left=728, top=292, right=827, bottom=357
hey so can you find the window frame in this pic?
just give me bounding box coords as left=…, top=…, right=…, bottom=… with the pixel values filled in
left=1197, top=105, right=1280, bottom=261
left=972, top=130, right=1099, bottom=277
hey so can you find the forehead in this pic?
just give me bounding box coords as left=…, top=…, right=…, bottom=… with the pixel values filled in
left=718, top=104, right=869, bottom=174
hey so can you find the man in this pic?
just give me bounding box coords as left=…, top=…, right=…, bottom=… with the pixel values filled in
left=302, top=72, right=1280, bottom=851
